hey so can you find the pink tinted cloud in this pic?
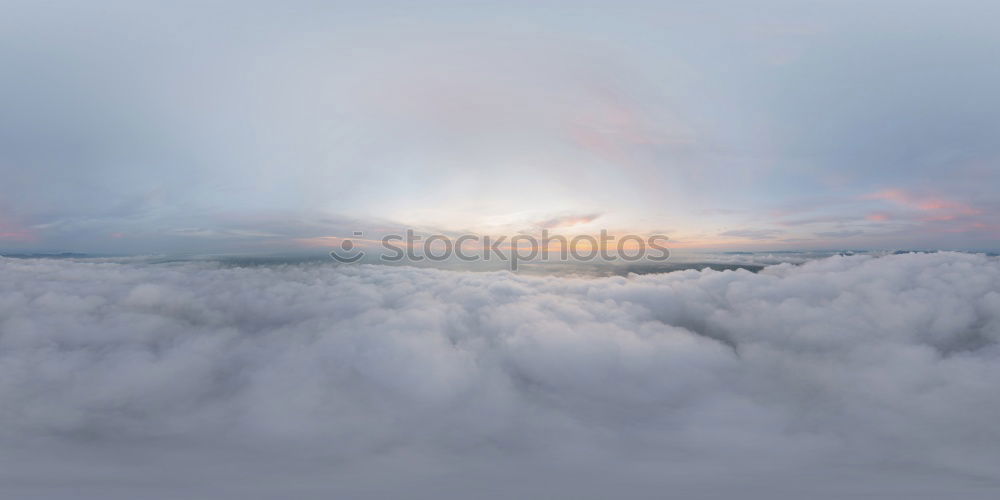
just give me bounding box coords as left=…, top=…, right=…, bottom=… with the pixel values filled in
left=0, top=215, right=36, bottom=242
left=865, top=189, right=982, bottom=222
left=567, top=88, right=694, bottom=168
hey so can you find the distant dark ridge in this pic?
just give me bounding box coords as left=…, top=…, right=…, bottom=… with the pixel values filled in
left=614, top=262, right=765, bottom=275
left=516, top=261, right=766, bottom=278
left=0, top=252, right=93, bottom=259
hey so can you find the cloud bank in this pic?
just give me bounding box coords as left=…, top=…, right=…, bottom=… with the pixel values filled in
left=1, top=252, right=999, bottom=499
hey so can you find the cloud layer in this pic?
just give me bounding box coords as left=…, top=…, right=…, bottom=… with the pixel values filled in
left=1, top=252, right=999, bottom=498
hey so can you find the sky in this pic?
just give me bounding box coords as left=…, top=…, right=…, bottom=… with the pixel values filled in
left=2, top=0, right=1000, bottom=254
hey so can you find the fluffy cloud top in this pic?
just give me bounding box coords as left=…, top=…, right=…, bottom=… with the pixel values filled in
left=1, top=252, right=998, bottom=499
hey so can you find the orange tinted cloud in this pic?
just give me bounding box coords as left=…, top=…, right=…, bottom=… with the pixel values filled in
left=536, top=213, right=602, bottom=229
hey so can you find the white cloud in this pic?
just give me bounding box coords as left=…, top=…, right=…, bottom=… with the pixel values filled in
left=0, top=252, right=998, bottom=498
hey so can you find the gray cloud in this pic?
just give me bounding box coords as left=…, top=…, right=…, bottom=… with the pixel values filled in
left=720, top=228, right=785, bottom=240
left=536, top=212, right=603, bottom=229
left=815, top=229, right=864, bottom=238
left=1, top=252, right=998, bottom=498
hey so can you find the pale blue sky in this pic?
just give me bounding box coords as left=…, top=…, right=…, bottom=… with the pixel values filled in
left=2, top=0, right=999, bottom=254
